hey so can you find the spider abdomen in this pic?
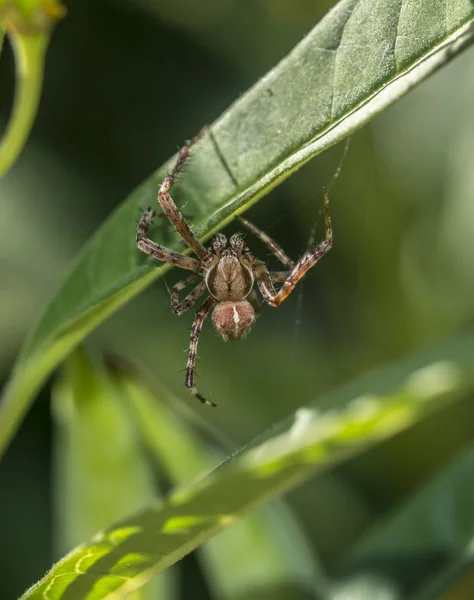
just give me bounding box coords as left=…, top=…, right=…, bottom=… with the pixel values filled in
left=212, top=300, right=255, bottom=341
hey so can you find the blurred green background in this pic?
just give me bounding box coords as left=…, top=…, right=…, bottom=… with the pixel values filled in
left=2, top=0, right=474, bottom=598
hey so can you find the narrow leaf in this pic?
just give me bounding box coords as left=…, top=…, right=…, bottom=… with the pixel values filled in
left=52, top=350, right=176, bottom=600
left=20, top=331, right=474, bottom=600
left=119, top=368, right=328, bottom=599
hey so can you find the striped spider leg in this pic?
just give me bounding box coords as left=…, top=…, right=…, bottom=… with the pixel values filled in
left=247, top=189, right=332, bottom=307
left=136, top=208, right=201, bottom=273
left=237, top=215, right=296, bottom=270
left=136, top=128, right=219, bottom=406
left=136, top=126, right=333, bottom=407
left=157, top=126, right=211, bottom=261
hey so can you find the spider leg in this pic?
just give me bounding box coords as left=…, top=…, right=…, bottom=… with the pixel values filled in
left=170, top=277, right=207, bottom=316
left=255, top=190, right=332, bottom=307
left=237, top=216, right=296, bottom=269
left=269, top=270, right=290, bottom=283
left=155, top=212, right=195, bottom=221
left=136, top=207, right=201, bottom=272
left=158, top=127, right=211, bottom=261
left=185, top=295, right=217, bottom=406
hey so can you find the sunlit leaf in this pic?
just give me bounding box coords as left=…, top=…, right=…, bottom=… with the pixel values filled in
left=20, top=331, right=474, bottom=599
left=1, top=0, right=474, bottom=458
left=119, top=368, right=329, bottom=599
left=52, top=350, right=176, bottom=599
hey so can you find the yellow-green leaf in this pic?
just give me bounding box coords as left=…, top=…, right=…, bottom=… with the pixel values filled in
left=119, top=368, right=328, bottom=599
left=52, top=350, right=175, bottom=600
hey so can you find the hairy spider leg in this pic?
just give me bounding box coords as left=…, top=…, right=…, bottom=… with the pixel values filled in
left=170, top=277, right=207, bottom=315
left=136, top=208, right=201, bottom=272
left=238, top=216, right=296, bottom=269
left=186, top=295, right=217, bottom=406
left=157, top=127, right=211, bottom=261
left=255, top=189, right=332, bottom=307
left=269, top=270, right=291, bottom=283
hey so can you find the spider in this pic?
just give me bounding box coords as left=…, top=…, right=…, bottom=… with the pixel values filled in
left=136, top=128, right=333, bottom=406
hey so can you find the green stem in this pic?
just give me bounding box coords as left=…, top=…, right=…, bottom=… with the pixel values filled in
left=0, top=31, right=48, bottom=176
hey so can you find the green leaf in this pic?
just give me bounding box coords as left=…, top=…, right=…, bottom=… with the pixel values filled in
left=20, top=331, right=474, bottom=599
left=338, top=444, right=474, bottom=600
left=52, top=350, right=175, bottom=600
left=118, top=367, right=329, bottom=599
left=1, top=1, right=474, bottom=458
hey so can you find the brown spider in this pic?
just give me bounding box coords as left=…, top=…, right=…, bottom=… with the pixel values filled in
left=136, top=128, right=333, bottom=406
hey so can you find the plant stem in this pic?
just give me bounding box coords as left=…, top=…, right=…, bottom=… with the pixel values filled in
left=0, top=30, right=48, bottom=176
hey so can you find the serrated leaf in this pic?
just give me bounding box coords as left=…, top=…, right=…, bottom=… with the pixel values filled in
left=1, top=0, right=474, bottom=458
left=20, top=331, right=474, bottom=599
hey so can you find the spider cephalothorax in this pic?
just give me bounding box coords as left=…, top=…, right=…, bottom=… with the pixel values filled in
left=136, top=127, right=332, bottom=406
